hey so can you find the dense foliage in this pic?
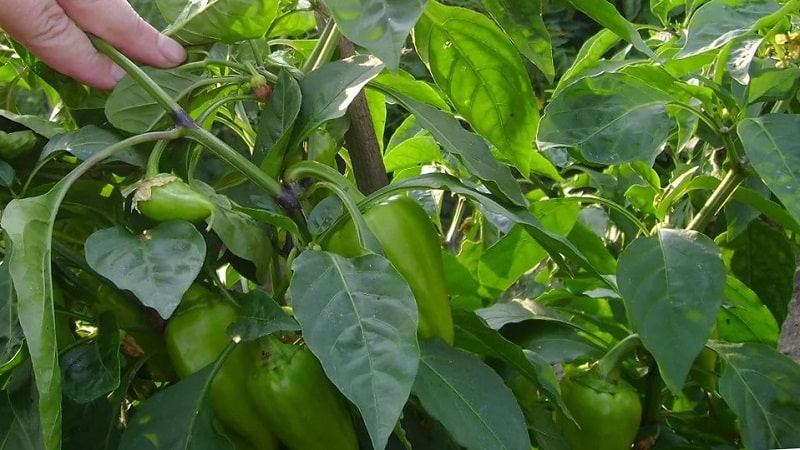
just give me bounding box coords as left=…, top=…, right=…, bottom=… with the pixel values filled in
left=2, top=0, right=800, bottom=449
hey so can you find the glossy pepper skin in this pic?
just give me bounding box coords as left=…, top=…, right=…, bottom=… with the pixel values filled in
left=246, top=336, right=358, bottom=450
left=326, top=196, right=454, bottom=344
left=165, top=285, right=278, bottom=450
left=134, top=174, right=215, bottom=223
left=554, top=369, right=642, bottom=450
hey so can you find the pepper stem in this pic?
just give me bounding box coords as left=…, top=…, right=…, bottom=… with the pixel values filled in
left=595, top=334, right=642, bottom=380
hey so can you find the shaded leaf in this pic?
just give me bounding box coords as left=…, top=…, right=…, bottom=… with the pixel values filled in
left=255, top=69, right=302, bottom=179
left=227, top=290, right=299, bottom=342
left=717, top=276, right=779, bottom=346
left=60, top=313, right=120, bottom=403
left=41, top=126, right=145, bottom=166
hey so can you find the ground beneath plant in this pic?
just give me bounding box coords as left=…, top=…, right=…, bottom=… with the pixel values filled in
left=778, top=269, right=800, bottom=363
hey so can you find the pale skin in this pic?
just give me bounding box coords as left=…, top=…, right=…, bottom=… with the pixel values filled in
left=0, top=0, right=186, bottom=90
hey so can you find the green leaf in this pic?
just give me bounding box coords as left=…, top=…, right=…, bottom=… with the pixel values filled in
left=0, top=160, right=13, bottom=187
left=383, top=135, right=443, bottom=172
left=0, top=367, right=44, bottom=450
left=555, top=28, right=621, bottom=94
left=452, top=310, right=568, bottom=417
left=414, top=1, right=539, bottom=175
left=325, top=0, right=427, bottom=70
left=255, top=69, right=302, bottom=179
left=677, top=0, right=782, bottom=59
left=412, top=339, right=531, bottom=450
left=380, top=90, right=529, bottom=206
left=370, top=69, right=451, bottom=112
left=60, top=313, right=120, bottom=404
left=288, top=251, right=420, bottom=450
left=538, top=73, right=674, bottom=165
left=0, top=110, right=63, bottom=139
left=746, top=65, right=800, bottom=105
left=84, top=222, right=206, bottom=319
left=739, top=114, right=800, bottom=229
left=507, top=321, right=603, bottom=365
left=157, top=0, right=279, bottom=44
left=41, top=126, right=145, bottom=166
left=105, top=67, right=199, bottom=134
left=713, top=342, right=800, bottom=449
left=480, top=0, right=554, bottom=82
left=725, top=219, right=795, bottom=325
left=227, top=289, right=299, bottom=342
left=209, top=206, right=272, bottom=284
left=718, top=276, right=780, bottom=346
left=618, top=229, right=726, bottom=393
left=565, top=0, right=654, bottom=57
left=294, top=55, right=384, bottom=141
left=0, top=257, right=23, bottom=369
left=475, top=298, right=576, bottom=330
left=118, top=354, right=234, bottom=450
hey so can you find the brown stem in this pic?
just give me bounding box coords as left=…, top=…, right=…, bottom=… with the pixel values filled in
left=339, top=38, right=389, bottom=194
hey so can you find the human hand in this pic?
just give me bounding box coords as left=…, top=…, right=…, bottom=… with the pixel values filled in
left=0, top=0, right=186, bottom=90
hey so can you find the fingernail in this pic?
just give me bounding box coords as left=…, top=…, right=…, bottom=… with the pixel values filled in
left=110, top=64, right=126, bottom=84
left=158, top=36, right=186, bottom=66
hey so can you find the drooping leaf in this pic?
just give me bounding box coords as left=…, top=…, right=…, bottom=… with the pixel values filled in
left=480, top=0, right=554, bottom=82
left=288, top=251, right=420, bottom=450
left=677, top=0, right=782, bottom=59
left=713, top=342, right=800, bottom=449
left=227, top=289, right=299, bottom=342
left=105, top=67, right=199, bottom=134
left=538, top=72, right=674, bottom=165
left=84, top=222, right=206, bottom=319
left=118, top=355, right=234, bottom=450
left=739, top=114, right=800, bottom=232
left=618, top=229, right=726, bottom=393
left=254, top=69, right=302, bottom=178
left=60, top=313, right=120, bottom=404
left=414, top=1, right=539, bottom=175
left=294, top=55, right=384, bottom=141
left=412, top=339, right=531, bottom=450
left=324, top=0, right=427, bottom=70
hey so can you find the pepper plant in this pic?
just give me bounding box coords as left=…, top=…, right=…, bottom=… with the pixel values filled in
left=2, top=0, right=800, bottom=449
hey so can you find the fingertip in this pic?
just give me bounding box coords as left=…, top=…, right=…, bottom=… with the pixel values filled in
left=157, top=35, right=186, bottom=67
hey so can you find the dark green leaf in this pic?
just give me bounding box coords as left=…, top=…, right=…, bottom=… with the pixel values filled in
left=714, top=342, right=800, bottom=449
left=475, top=298, right=574, bottom=330
left=0, top=110, right=63, bottom=138
left=289, top=250, right=420, bottom=450
left=41, top=126, right=145, bottom=166
left=294, top=55, right=384, bottom=141
left=508, top=321, right=603, bottom=365
left=538, top=73, right=673, bottom=165
left=0, top=366, right=44, bottom=450
left=415, top=1, right=540, bottom=175
left=227, top=289, right=299, bottom=341
left=677, top=0, right=782, bottom=58
left=84, top=222, right=206, bottom=319
left=325, top=0, right=426, bottom=70
left=0, top=160, right=13, bottom=187
left=413, top=339, right=531, bottom=450
left=255, top=69, right=302, bottom=178
left=60, top=313, right=120, bottom=404
left=118, top=358, right=234, bottom=450
left=208, top=205, right=272, bottom=284
left=105, top=68, right=199, bottom=134
left=0, top=257, right=23, bottom=368
left=618, top=229, right=726, bottom=393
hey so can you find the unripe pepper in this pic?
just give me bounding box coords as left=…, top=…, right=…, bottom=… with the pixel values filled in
left=325, top=196, right=454, bottom=344
left=165, top=285, right=278, bottom=450
left=133, top=174, right=215, bottom=223
left=246, top=335, right=358, bottom=450
left=554, top=368, right=642, bottom=450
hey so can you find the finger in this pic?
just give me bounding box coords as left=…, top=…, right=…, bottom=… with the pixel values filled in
left=0, top=0, right=126, bottom=89
left=58, top=0, right=185, bottom=69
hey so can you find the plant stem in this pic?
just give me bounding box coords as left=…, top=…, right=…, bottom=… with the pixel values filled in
left=641, top=359, right=664, bottom=426
left=686, top=167, right=747, bottom=232
left=145, top=140, right=169, bottom=177
left=596, top=333, right=642, bottom=379
left=284, top=160, right=364, bottom=201
left=301, top=18, right=341, bottom=73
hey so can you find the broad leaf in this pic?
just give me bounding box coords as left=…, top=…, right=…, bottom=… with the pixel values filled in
left=324, top=0, right=427, bottom=70
left=718, top=276, right=779, bottom=346
left=370, top=69, right=451, bottom=111
left=0, top=257, right=23, bottom=369
left=739, top=114, right=800, bottom=233
left=0, top=367, right=44, bottom=450
left=677, top=0, right=782, bottom=59
left=118, top=357, right=234, bottom=449
left=289, top=251, right=420, bottom=450
left=157, top=0, right=279, bottom=44
left=84, top=222, right=206, bottom=319
left=60, top=313, right=120, bottom=404
left=0, top=110, right=63, bottom=138
left=480, top=0, right=554, bottom=82
left=618, top=229, right=726, bottom=393
left=105, top=67, right=199, bottom=134
left=294, top=55, right=384, bottom=141
left=538, top=73, right=674, bottom=165
left=415, top=1, right=539, bottom=175
left=227, top=290, right=299, bottom=342
left=412, top=339, right=531, bottom=450
left=41, top=126, right=145, bottom=166
left=713, top=342, right=800, bottom=449
left=255, top=69, right=302, bottom=178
